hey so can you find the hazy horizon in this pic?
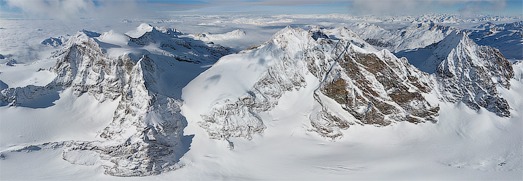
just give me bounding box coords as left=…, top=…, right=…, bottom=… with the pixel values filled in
left=1, top=0, right=522, bottom=20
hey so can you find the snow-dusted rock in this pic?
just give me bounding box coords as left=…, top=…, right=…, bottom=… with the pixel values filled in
left=52, top=32, right=131, bottom=102
left=41, top=36, right=68, bottom=47
left=399, top=31, right=514, bottom=117
left=41, top=30, right=100, bottom=48
left=436, top=32, right=513, bottom=117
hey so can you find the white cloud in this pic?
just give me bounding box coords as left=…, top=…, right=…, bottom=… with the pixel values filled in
left=5, top=0, right=510, bottom=18
left=458, top=0, right=507, bottom=16
left=202, top=0, right=510, bottom=15
left=5, top=0, right=146, bottom=20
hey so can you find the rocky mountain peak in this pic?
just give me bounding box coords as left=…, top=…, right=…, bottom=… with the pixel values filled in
left=193, top=26, right=439, bottom=140
left=399, top=31, right=514, bottom=117
left=436, top=32, right=513, bottom=117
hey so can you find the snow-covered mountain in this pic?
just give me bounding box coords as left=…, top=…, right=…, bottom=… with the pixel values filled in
left=397, top=31, right=514, bottom=117
left=190, top=29, right=246, bottom=42
left=349, top=21, right=455, bottom=52
left=469, top=21, right=523, bottom=60
left=185, top=26, right=442, bottom=140
left=349, top=20, right=522, bottom=61
left=1, top=24, right=233, bottom=176
left=0, top=19, right=522, bottom=180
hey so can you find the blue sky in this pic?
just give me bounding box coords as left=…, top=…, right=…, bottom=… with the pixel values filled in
left=0, top=0, right=521, bottom=18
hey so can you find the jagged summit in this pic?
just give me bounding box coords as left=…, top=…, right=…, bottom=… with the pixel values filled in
left=399, top=31, right=514, bottom=117
left=435, top=32, right=513, bottom=117
left=126, top=23, right=155, bottom=38
left=400, top=31, right=473, bottom=74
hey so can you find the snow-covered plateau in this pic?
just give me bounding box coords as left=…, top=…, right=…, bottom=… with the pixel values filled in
left=0, top=14, right=522, bottom=180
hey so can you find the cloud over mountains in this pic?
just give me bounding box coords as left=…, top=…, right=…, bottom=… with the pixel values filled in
left=2, top=0, right=515, bottom=18
left=4, top=0, right=144, bottom=20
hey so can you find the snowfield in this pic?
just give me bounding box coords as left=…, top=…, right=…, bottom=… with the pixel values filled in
left=1, top=79, right=521, bottom=180
left=0, top=14, right=522, bottom=180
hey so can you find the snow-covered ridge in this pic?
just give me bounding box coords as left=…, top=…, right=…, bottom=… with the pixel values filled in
left=274, top=14, right=522, bottom=24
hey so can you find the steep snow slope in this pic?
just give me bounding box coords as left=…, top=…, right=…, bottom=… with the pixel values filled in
left=0, top=88, right=120, bottom=149
left=0, top=58, right=56, bottom=88
left=2, top=78, right=522, bottom=180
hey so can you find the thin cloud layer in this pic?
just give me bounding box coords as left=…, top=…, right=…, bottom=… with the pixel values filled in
left=459, top=0, right=507, bottom=16
left=3, top=0, right=516, bottom=18
left=349, top=0, right=508, bottom=15
left=5, top=0, right=146, bottom=20
left=203, top=0, right=514, bottom=15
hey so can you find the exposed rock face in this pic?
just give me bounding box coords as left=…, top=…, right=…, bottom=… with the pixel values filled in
left=320, top=50, right=439, bottom=126
left=199, top=27, right=440, bottom=139
left=0, top=25, right=232, bottom=176
left=311, top=37, right=439, bottom=137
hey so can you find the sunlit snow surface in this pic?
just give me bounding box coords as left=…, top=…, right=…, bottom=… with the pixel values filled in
left=0, top=15, right=522, bottom=180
